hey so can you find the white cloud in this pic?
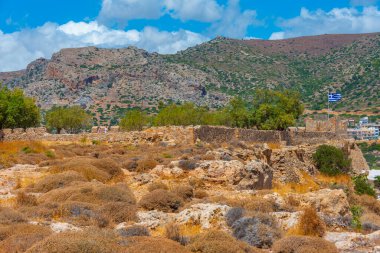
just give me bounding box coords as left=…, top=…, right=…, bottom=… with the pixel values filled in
left=98, top=0, right=164, bottom=26
left=165, top=0, right=223, bottom=22
left=270, top=6, right=380, bottom=39
left=209, top=0, right=259, bottom=38
left=0, top=21, right=207, bottom=72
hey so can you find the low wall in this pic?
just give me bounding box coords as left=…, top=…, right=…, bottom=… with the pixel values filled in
left=1, top=126, right=343, bottom=146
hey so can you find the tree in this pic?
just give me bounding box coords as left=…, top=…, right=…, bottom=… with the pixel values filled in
left=225, top=97, right=251, bottom=128
left=252, top=89, right=304, bottom=130
left=312, top=145, right=351, bottom=176
left=46, top=106, right=91, bottom=134
left=0, top=86, right=40, bottom=129
left=119, top=109, right=148, bottom=131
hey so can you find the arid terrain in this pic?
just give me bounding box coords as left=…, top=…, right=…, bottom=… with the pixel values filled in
left=0, top=127, right=379, bottom=253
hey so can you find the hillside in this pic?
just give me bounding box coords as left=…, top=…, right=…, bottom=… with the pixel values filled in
left=1, top=33, right=380, bottom=125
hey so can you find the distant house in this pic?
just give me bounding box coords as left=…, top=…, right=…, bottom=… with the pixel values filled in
left=347, top=127, right=379, bottom=140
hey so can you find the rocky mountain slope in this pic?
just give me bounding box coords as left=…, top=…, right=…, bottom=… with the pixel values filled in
left=1, top=33, right=380, bottom=125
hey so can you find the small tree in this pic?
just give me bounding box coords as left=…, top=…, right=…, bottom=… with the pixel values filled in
left=225, top=97, right=251, bottom=128
left=353, top=175, right=376, bottom=197
left=46, top=106, right=91, bottom=134
left=0, top=86, right=40, bottom=129
left=119, top=109, right=148, bottom=131
left=312, top=145, right=351, bottom=176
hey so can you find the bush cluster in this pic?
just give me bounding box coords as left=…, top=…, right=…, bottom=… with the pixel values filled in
left=312, top=145, right=351, bottom=176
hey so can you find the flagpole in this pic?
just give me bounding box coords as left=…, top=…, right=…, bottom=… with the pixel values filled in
left=327, top=92, right=330, bottom=120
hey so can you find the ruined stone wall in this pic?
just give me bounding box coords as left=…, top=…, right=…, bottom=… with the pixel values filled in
left=305, top=117, right=348, bottom=134
left=2, top=125, right=342, bottom=146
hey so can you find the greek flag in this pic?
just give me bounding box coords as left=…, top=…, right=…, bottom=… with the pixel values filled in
left=328, top=93, right=342, bottom=102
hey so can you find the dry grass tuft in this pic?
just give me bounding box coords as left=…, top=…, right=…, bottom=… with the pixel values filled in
left=147, top=181, right=169, bottom=192
left=28, top=171, right=87, bottom=193
left=0, top=207, right=26, bottom=225
left=187, top=230, right=262, bottom=253
left=289, top=206, right=325, bottom=237
left=39, top=182, right=136, bottom=205
left=123, top=236, right=191, bottom=253
left=0, top=224, right=51, bottom=253
left=193, top=189, right=208, bottom=199
left=118, top=226, right=150, bottom=237
left=139, top=189, right=183, bottom=212
left=25, top=229, right=122, bottom=253
left=137, top=159, right=158, bottom=172
left=172, top=185, right=194, bottom=201
left=16, top=192, right=37, bottom=207
left=98, top=202, right=138, bottom=224
left=272, top=236, right=338, bottom=253
left=165, top=223, right=187, bottom=245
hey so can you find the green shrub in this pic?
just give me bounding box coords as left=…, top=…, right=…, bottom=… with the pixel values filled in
left=353, top=175, right=376, bottom=197
left=312, top=145, right=351, bottom=176
left=374, top=176, right=380, bottom=188
left=21, top=146, right=34, bottom=154
left=350, top=205, right=363, bottom=230
left=45, top=150, right=55, bottom=158
left=119, top=109, right=148, bottom=131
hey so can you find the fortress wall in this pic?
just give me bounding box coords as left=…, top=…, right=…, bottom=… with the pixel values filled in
left=2, top=125, right=343, bottom=146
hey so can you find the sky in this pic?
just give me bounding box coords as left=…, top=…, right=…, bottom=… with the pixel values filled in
left=1, top=0, right=380, bottom=72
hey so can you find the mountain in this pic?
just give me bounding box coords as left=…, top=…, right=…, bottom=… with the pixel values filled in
left=1, top=33, right=380, bottom=125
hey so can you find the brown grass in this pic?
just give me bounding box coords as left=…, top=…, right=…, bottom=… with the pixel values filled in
left=0, top=224, right=51, bottom=253
left=147, top=181, right=169, bottom=192
left=289, top=207, right=325, bottom=237
left=172, top=185, right=194, bottom=201
left=165, top=223, right=186, bottom=245
left=137, top=159, right=158, bottom=172
left=0, top=207, right=26, bottom=225
left=39, top=182, right=136, bottom=205
left=349, top=193, right=380, bottom=215
left=361, top=212, right=380, bottom=232
left=122, top=236, right=191, bottom=253
left=15, top=192, right=37, bottom=207
left=98, top=202, right=138, bottom=224
left=187, top=230, right=262, bottom=253
left=272, top=236, right=338, bottom=253
left=193, top=189, right=208, bottom=199
left=28, top=171, right=87, bottom=193
left=25, top=229, right=122, bottom=253
left=49, top=157, right=124, bottom=183
left=139, top=189, right=183, bottom=212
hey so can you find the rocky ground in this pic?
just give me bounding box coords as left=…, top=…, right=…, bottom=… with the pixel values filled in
left=0, top=138, right=379, bottom=252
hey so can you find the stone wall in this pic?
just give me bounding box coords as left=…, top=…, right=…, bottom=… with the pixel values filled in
left=2, top=125, right=343, bottom=146
left=305, top=117, right=348, bottom=134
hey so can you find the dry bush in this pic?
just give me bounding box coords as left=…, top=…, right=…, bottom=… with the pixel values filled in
left=0, top=224, right=51, bottom=253
left=272, top=236, right=338, bottom=253
left=187, top=230, right=262, bottom=253
left=16, top=192, right=37, bottom=207
left=172, top=185, right=194, bottom=201
left=294, top=207, right=326, bottom=237
left=98, top=202, right=138, bottom=224
left=188, top=177, right=205, bottom=188
left=118, top=226, right=150, bottom=237
left=137, top=159, right=158, bottom=172
left=139, top=189, right=183, bottom=212
left=201, top=153, right=215, bottom=161
left=28, top=171, right=87, bottom=193
left=49, top=157, right=124, bottom=183
left=178, top=160, right=198, bottom=170
left=232, top=212, right=282, bottom=249
left=361, top=212, right=380, bottom=232
left=122, top=236, right=190, bottom=253
left=226, top=207, right=245, bottom=227
left=39, top=182, right=136, bottom=205
left=16, top=153, right=49, bottom=165
left=216, top=196, right=276, bottom=213
left=122, top=160, right=138, bottom=171
left=0, top=207, right=26, bottom=225
left=25, top=229, right=122, bottom=253
left=193, top=189, right=208, bottom=199
left=147, top=181, right=169, bottom=192
left=165, top=223, right=188, bottom=245
left=349, top=193, right=380, bottom=215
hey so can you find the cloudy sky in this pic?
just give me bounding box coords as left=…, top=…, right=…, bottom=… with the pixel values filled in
left=1, top=0, right=380, bottom=71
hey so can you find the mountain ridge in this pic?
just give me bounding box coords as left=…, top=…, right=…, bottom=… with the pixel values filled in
left=1, top=33, right=379, bottom=125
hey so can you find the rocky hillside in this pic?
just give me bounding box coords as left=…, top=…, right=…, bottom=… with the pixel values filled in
left=1, top=33, right=380, bottom=124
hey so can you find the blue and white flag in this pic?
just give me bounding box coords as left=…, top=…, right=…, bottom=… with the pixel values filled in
left=328, top=93, right=342, bottom=102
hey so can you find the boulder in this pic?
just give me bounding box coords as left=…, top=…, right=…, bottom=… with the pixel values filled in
left=197, top=160, right=245, bottom=184
left=136, top=210, right=172, bottom=229
left=288, top=189, right=351, bottom=226
left=238, top=160, right=273, bottom=190
left=271, top=211, right=301, bottom=231
left=175, top=203, right=230, bottom=229
left=151, top=165, right=184, bottom=178
left=325, top=230, right=380, bottom=253
left=50, top=222, right=81, bottom=233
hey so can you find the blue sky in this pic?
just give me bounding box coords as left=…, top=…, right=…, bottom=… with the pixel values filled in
left=1, top=0, right=380, bottom=71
